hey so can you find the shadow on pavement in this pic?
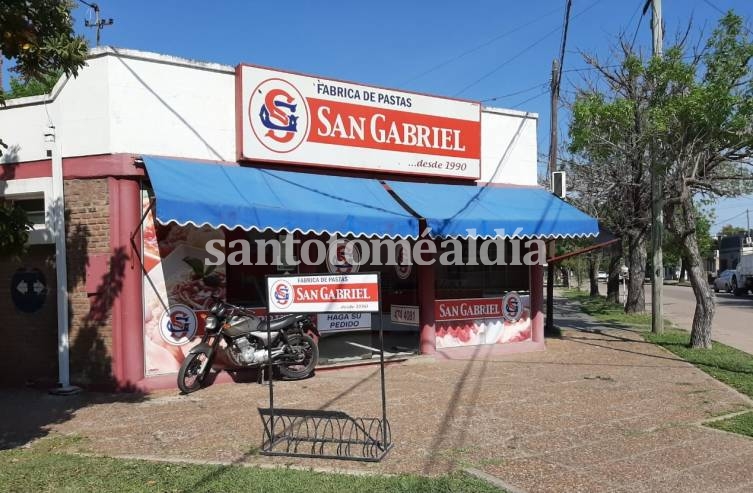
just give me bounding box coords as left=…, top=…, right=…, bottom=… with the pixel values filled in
left=0, top=388, right=145, bottom=450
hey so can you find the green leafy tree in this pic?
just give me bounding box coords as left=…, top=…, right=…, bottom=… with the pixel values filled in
left=0, top=201, right=32, bottom=257
left=1, top=0, right=87, bottom=258
left=568, top=45, right=653, bottom=314
left=720, top=224, right=748, bottom=236
left=6, top=71, right=62, bottom=99
left=567, top=12, right=753, bottom=349
left=656, top=13, right=753, bottom=348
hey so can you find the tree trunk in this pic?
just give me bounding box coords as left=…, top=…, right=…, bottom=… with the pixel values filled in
left=680, top=257, right=687, bottom=282
left=559, top=266, right=570, bottom=288
left=625, top=230, right=647, bottom=314
left=606, top=251, right=622, bottom=304
left=677, top=205, right=715, bottom=349
left=588, top=254, right=600, bottom=297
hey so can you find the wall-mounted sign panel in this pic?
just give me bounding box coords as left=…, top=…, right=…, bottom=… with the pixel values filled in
left=237, top=65, right=481, bottom=179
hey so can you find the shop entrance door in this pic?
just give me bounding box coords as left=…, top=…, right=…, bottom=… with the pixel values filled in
left=0, top=245, right=58, bottom=386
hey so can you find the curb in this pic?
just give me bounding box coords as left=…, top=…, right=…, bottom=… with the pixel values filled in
left=463, top=467, right=528, bottom=493
left=70, top=451, right=388, bottom=477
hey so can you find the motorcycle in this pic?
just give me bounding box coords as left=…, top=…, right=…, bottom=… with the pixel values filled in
left=177, top=299, right=319, bottom=394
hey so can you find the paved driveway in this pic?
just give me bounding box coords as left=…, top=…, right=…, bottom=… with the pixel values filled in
left=3, top=297, right=753, bottom=492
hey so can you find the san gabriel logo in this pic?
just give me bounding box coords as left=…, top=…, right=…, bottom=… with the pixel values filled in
left=270, top=280, right=293, bottom=310
left=326, top=240, right=361, bottom=274
left=248, top=78, right=309, bottom=153
left=159, top=304, right=198, bottom=346
left=502, top=291, right=523, bottom=322
left=394, top=244, right=411, bottom=280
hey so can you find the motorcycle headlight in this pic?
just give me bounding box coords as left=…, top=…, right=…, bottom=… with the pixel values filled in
left=205, top=315, right=219, bottom=331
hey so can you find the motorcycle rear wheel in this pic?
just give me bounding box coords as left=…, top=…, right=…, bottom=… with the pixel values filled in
left=178, top=352, right=209, bottom=394
left=278, top=334, right=318, bottom=380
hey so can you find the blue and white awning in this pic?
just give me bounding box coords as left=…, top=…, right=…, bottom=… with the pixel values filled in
left=143, top=156, right=598, bottom=240
left=142, top=156, right=419, bottom=238
left=386, top=180, right=599, bottom=239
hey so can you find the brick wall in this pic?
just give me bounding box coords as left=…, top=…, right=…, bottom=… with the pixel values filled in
left=65, top=178, right=115, bottom=386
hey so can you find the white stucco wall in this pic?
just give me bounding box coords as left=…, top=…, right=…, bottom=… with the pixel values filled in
left=0, top=47, right=538, bottom=185
left=0, top=98, right=52, bottom=163
left=106, top=50, right=235, bottom=161
left=478, top=107, right=538, bottom=186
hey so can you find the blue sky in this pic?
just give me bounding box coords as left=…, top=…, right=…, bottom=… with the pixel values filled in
left=6, top=0, right=753, bottom=232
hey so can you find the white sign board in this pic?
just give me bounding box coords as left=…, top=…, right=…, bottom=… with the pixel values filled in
left=237, top=64, right=481, bottom=179
left=317, top=312, right=372, bottom=332
left=267, top=273, right=380, bottom=313
left=390, top=304, right=419, bottom=326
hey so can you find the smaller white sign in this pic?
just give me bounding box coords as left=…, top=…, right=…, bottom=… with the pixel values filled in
left=267, top=273, right=380, bottom=313
left=390, top=304, right=419, bottom=326
left=317, top=312, right=372, bottom=333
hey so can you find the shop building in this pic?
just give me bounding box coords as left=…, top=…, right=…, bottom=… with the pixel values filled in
left=0, top=47, right=597, bottom=390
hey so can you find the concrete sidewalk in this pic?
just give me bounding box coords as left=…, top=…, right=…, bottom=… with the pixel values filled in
left=3, top=295, right=753, bottom=492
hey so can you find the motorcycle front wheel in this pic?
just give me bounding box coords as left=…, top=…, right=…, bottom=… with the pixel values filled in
left=278, top=334, right=319, bottom=380
left=178, top=352, right=210, bottom=394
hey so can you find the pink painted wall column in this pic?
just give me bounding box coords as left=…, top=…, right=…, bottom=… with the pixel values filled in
left=529, top=262, right=544, bottom=343
left=417, top=241, right=437, bottom=355
left=109, top=177, right=144, bottom=388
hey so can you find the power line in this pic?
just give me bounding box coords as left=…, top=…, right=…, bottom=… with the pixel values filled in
left=400, top=5, right=564, bottom=86
left=510, top=89, right=550, bottom=108
left=702, top=0, right=753, bottom=36
left=625, top=0, right=645, bottom=36
left=629, top=0, right=648, bottom=49
left=480, top=80, right=550, bottom=103
left=560, top=51, right=700, bottom=75
left=556, top=0, right=573, bottom=90
left=452, top=24, right=563, bottom=96
left=453, top=0, right=605, bottom=97
left=712, top=210, right=747, bottom=226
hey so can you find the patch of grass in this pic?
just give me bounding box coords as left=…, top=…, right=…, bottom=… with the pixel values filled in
left=561, top=289, right=653, bottom=327
left=707, top=412, right=753, bottom=437
left=644, top=330, right=753, bottom=400
left=27, top=433, right=90, bottom=453
left=0, top=438, right=503, bottom=493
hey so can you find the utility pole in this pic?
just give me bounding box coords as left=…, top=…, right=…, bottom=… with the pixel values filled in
left=545, top=0, right=572, bottom=335
left=545, top=59, right=560, bottom=336
left=647, top=0, right=664, bottom=333
left=82, top=2, right=114, bottom=46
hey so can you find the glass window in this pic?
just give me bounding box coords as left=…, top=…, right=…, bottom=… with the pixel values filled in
left=11, top=197, right=45, bottom=225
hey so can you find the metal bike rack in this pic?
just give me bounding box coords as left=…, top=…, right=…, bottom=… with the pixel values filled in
left=258, top=272, right=393, bottom=462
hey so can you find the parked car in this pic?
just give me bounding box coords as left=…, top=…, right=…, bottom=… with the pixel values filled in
left=713, top=269, right=736, bottom=293
left=597, top=271, right=608, bottom=282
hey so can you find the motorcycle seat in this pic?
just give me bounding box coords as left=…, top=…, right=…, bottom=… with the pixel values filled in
left=267, top=313, right=307, bottom=331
